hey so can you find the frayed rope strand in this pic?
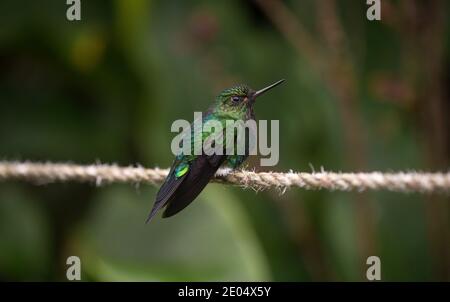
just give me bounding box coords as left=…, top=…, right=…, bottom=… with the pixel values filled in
left=0, top=161, right=449, bottom=193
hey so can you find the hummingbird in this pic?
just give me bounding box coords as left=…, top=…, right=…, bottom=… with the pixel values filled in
left=146, top=79, right=285, bottom=222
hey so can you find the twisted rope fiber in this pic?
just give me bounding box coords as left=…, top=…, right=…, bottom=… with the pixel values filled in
left=1, top=161, right=449, bottom=193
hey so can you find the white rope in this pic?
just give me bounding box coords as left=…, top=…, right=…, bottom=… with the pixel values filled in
left=0, top=161, right=449, bottom=193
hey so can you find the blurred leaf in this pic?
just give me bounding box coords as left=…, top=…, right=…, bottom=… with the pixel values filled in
left=0, top=185, right=51, bottom=280
left=73, top=184, right=270, bottom=281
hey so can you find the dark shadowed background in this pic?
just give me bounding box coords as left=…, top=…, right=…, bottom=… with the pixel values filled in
left=0, top=0, right=449, bottom=281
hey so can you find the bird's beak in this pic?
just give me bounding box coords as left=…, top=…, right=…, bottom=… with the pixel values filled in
left=252, top=79, right=285, bottom=100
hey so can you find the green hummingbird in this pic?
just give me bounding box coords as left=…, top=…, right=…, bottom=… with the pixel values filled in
left=147, top=79, right=285, bottom=222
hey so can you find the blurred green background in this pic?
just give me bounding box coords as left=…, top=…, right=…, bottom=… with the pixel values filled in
left=0, top=0, right=449, bottom=281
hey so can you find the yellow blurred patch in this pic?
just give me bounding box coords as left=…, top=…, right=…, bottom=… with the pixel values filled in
left=71, top=31, right=106, bottom=72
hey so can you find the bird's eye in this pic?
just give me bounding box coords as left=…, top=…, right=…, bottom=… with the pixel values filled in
left=231, top=96, right=240, bottom=103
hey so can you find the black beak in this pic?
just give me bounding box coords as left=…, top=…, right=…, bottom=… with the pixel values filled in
left=253, top=79, right=285, bottom=100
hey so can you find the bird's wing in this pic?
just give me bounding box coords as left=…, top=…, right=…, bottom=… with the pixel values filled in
left=162, top=153, right=226, bottom=218
left=146, top=158, right=189, bottom=222
left=147, top=114, right=227, bottom=221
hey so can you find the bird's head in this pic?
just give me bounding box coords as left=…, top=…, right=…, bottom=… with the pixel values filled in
left=214, top=79, right=285, bottom=118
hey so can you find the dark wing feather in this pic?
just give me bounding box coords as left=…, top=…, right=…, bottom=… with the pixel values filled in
left=162, top=154, right=225, bottom=218
left=147, top=113, right=227, bottom=221
left=145, top=163, right=187, bottom=223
